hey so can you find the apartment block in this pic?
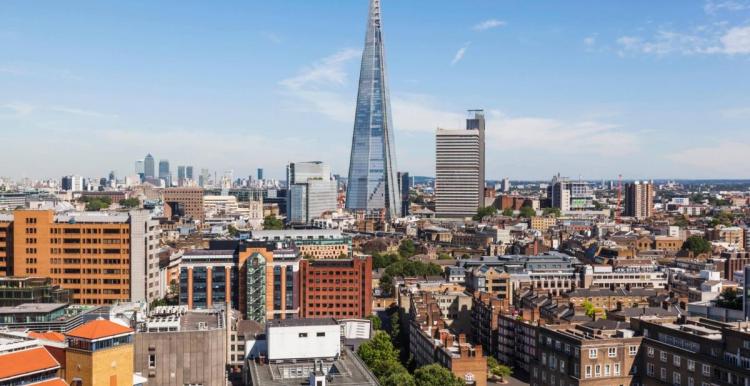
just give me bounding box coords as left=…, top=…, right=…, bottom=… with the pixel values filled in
left=470, top=292, right=509, bottom=356
left=465, top=265, right=513, bottom=301
left=11, top=209, right=158, bottom=305
left=624, top=181, right=654, bottom=219
left=497, top=313, right=541, bottom=376
left=408, top=292, right=487, bottom=386
left=0, top=214, right=11, bottom=277
left=163, top=187, right=205, bottom=224
left=531, top=320, right=642, bottom=386
left=299, top=255, right=372, bottom=319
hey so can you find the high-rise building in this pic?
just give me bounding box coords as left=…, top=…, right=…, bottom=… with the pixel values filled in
left=144, top=153, right=155, bottom=179
left=345, top=0, right=399, bottom=220
left=287, top=161, right=337, bottom=225
left=547, top=174, right=594, bottom=212
left=435, top=110, right=486, bottom=218
left=625, top=180, right=654, bottom=219
left=135, top=160, right=144, bottom=175
left=158, top=160, right=171, bottom=186
left=257, top=168, right=264, bottom=181
left=61, top=175, right=83, bottom=192
left=399, top=171, right=410, bottom=216
left=177, top=165, right=186, bottom=186
left=185, top=166, right=193, bottom=181
left=502, top=177, right=511, bottom=192
left=199, top=168, right=210, bottom=187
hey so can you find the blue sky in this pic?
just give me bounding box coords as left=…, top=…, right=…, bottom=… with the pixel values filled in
left=1, top=0, right=749, bottom=181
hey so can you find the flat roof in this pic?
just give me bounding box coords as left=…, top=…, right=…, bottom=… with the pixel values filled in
left=247, top=347, right=378, bottom=386
left=267, top=318, right=338, bottom=328
left=0, top=303, right=67, bottom=315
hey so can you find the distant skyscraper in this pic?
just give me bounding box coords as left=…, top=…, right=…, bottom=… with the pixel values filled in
left=345, top=0, right=399, bottom=220
left=625, top=181, right=654, bottom=219
left=435, top=110, right=486, bottom=218
left=548, top=174, right=571, bottom=212
left=61, top=175, right=83, bottom=192
left=177, top=166, right=186, bottom=186
left=502, top=177, right=511, bottom=193
left=257, top=168, right=264, bottom=181
left=135, top=160, right=144, bottom=175
left=144, top=154, right=155, bottom=179
left=159, top=160, right=171, bottom=186
left=199, top=168, right=210, bottom=187
left=186, top=166, right=194, bottom=181
left=287, top=161, right=338, bottom=225
left=399, top=172, right=410, bottom=216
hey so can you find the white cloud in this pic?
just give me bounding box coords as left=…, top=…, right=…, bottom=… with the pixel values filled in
left=278, top=48, right=360, bottom=122
left=451, top=42, right=470, bottom=66
left=705, top=0, right=750, bottom=14
left=472, top=19, right=506, bottom=31
left=666, top=142, right=750, bottom=172
left=721, top=26, right=750, bottom=53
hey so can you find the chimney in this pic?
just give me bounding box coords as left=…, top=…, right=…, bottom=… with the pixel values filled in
left=475, top=345, right=483, bottom=357
left=458, top=334, right=467, bottom=344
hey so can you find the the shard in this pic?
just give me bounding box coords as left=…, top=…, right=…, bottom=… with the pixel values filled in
left=346, top=0, right=400, bottom=219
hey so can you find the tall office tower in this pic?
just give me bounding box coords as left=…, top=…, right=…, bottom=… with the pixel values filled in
left=158, top=160, right=171, bottom=186
left=287, top=161, right=337, bottom=225
left=345, top=0, right=399, bottom=220
left=135, top=160, right=144, bottom=175
left=11, top=209, right=159, bottom=304
left=435, top=110, right=486, bottom=218
left=199, top=168, right=210, bottom=187
left=399, top=172, right=410, bottom=216
left=61, top=175, right=84, bottom=192
left=185, top=166, right=193, bottom=181
left=177, top=166, right=186, bottom=186
left=547, top=174, right=571, bottom=212
left=108, top=170, right=115, bottom=185
left=625, top=180, right=654, bottom=219
left=144, top=153, right=155, bottom=179
left=257, top=168, right=264, bottom=181
left=502, top=177, right=511, bottom=192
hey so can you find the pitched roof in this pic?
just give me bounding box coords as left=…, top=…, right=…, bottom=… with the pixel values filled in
left=29, top=379, right=68, bottom=386
left=66, top=319, right=133, bottom=340
left=28, top=331, right=66, bottom=343
left=0, top=346, right=60, bottom=380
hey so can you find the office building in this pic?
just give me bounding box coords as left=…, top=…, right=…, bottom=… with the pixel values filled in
left=185, top=166, right=193, bottom=181
left=249, top=229, right=351, bottom=259
left=163, top=187, right=205, bottom=224
left=435, top=110, right=486, bottom=218
left=532, top=320, right=642, bottom=386
left=158, top=159, right=171, bottom=186
left=177, top=165, right=186, bottom=186
left=10, top=209, right=159, bottom=304
left=257, top=168, right=263, bottom=181
left=65, top=319, right=135, bottom=386
left=399, top=171, right=411, bottom=216
left=0, top=302, right=103, bottom=332
left=0, top=276, right=72, bottom=306
left=144, top=154, right=155, bottom=179
left=286, top=161, right=337, bottom=225
left=299, top=255, right=372, bottom=319
left=547, top=174, right=595, bottom=212
left=345, top=0, right=400, bottom=220
left=61, top=175, right=84, bottom=192
left=625, top=181, right=654, bottom=219
left=134, top=160, right=144, bottom=177
left=134, top=306, right=227, bottom=386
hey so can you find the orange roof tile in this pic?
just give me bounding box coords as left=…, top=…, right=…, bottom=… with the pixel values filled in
left=65, top=319, right=133, bottom=340
left=29, top=378, right=68, bottom=386
left=0, top=347, right=60, bottom=380
left=28, top=331, right=66, bottom=343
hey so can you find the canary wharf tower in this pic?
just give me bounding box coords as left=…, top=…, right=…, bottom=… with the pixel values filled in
left=346, top=0, right=400, bottom=219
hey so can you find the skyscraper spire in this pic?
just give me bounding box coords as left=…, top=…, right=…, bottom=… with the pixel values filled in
left=346, top=0, right=400, bottom=219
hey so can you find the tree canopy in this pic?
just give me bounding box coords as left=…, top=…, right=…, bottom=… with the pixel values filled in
left=473, top=206, right=497, bottom=221
left=262, top=215, right=283, bottom=230
left=717, top=288, right=742, bottom=310
left=118, top=198, right=140, bottom=209
left=542, top=207, right=561, bottom=217
left=357, top=331, right=412, bottom=384
left=398, top=239, right=417, bottom=258
left=80, top=196, right=112, bottom=211
left=682, top=235, right=712, bottom=255
left=501, top=208, right=514, bottom=217
left=414, top=364, right=464, bottom=386
left=519, top=206, right=536, bottom=218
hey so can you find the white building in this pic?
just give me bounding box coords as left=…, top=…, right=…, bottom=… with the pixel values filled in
left=286, top=161, right=338, bottom=225
left=266, top=318, right=341, bottom=361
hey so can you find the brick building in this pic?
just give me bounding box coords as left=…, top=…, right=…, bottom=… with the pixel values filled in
left=470, top=291, right=509, bottom=356
left=0, top=214, right=11, bottom=277
left=299, top=255, right=372, bottom=319
left=163, top=187, right=205, bottom=224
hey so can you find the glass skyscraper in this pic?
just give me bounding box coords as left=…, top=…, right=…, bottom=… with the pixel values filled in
left=345, top=0, right=400, bottom=219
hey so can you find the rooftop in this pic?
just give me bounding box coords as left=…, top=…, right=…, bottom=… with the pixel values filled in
left=66, top=319, right=133, bottom=340
left=0, top=346, right=59, bottom=381
left=267, top=318, right=338, bottom=328
left=0, top=303, right=67, bottom=315
left=246, top=347, right=378, bottom=386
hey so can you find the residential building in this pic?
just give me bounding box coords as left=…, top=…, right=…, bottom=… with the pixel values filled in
left=624, top=181, right=654, bottom=219
left=345, top=0, right=400, bottom=220
left=65, top=319, right=135, bottom=386
left=465, top=265, right=513, bottom=301
left=531, top=216, right=558, bottom=231
left=163, top=187, right=205, bottom=224
left=435, top=110, right=486, bottom=218
left=0, top=215, right=12, bottom=276
left=133, top=306, right=227, bottom=386
left=0, top=276, right=72, bottom=306
left=470, top=292, right=509, bottom=356
left=497, top=313, right=541, bottom=376
left=532, top=320, right=642, bottom=386
left=299, top=255, right=372, bottom=319
left=11, top=209, right=159, bottom=305
left=286, top=161, right=337, bottom=225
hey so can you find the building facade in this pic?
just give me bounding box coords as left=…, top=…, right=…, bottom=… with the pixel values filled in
left=286, top=161, right=337, bottom=225
left=163, top=187, right=205, bottom=224
left=299, top=255, right=372, bottom=319
left=625, top=181, right=654, bottom=219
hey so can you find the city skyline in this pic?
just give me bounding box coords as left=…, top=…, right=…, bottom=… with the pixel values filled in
left=1, top=0, right=749, bottom=180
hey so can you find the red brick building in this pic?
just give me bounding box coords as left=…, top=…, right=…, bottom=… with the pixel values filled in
left=299, top=255, right=372, bottom=319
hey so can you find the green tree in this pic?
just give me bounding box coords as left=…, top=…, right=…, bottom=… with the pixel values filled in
left=357, top=331, right=408, bottom=380
left=372, top=252, right=400, bottom=269
left=519, top=206, right=536, bottom=218
left=379, top=273, right=394, bottom=296
left=227, top=224, right=240, bottom=237
left=682, top=235, right=712, bottom=255
left=398, top=239, right=417, bottom=258
left=710, top=211, right=734, bottom=227
left=473, top=206, right=497, bottom=221
left=501, top=208, right=514, bottom=217
left=542, top=207, right=561, bottom=217
left=492, top=364, right=512, bottom=382
left=414, top=364, right=464, bottom=386
left=673, top=215, right=689, bottom=227
left=262, top=215, right=283, bottom=230
left=582, top=300, right=596, bottom=317
left=381, top=372, right=415, bottom=386
left=437, top=253, right=453, bottom=260
left=717, top=288, right=742, bottom=310
left=119, top=198, right=140, bottom=209
left=366, top=314, right=382, bottom=330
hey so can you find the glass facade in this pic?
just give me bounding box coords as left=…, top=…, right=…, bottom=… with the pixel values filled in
left=345, top=0, right=400, bottom=219
left=192, top=267, right=207, bottom=308
left=211, top=267, right=226, bottom=305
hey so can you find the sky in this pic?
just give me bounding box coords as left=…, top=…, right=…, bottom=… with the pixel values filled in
left=1, top=0, right=749, bottom=181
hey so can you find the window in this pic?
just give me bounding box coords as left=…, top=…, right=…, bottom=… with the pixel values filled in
left=148, top=354, right=156, bottom=369
left=585, top=365, right=592, bottom=378
left=660, top=368, right=667, bottom=381
left=316, top=332, right=325, bottom=337
left=629, top=345, right=638, bottom=356
left=595, top=364, right=601, bottom=377
left=687, top=377, right=694, bottom=386
left=604, top=364, right=611, bottom=376
left=589, top=348, right=598, bottom=359
left=702, top=364, right=710, bottom=376
left=673, top=371, right=681, bottom=385
left=608, top=347, right=617, bottom=357
left=560, top=360, right=565, bottom=373
left=647, top=347, right=654, bottom=357
left=687, top=359, right=695, bottom=371
left=299, top=333, right=308, bottom=338
left=673, top=354, right=681, bottom=367
left=573, top=363, right=579, bottom=377
left=660, top=350, right=667, bottom=362
left=647, top=363, right=654, bottom=376
left=614, top=363, right=621, bottom=376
